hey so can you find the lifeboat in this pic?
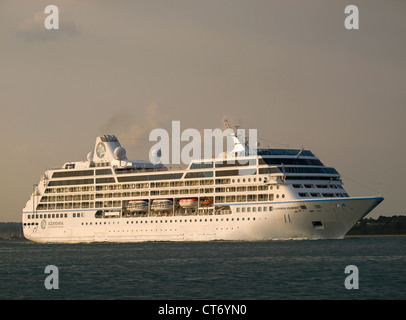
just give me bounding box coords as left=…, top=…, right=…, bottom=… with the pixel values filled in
left=151, top=199, right=173, bottom=211
left=179, top=198, right=199, bottom=208
left=127, top=200, right=148, bottom=212
left=200, top=198, right=214, bottom=206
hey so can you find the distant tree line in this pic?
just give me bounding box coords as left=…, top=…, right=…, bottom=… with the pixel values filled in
left=0, top=222, right=23, bottom=240
left=347, top=215, right=406, bottom=235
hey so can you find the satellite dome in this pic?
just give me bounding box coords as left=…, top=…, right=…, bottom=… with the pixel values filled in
left=150, top=148, right=162, bottom=164
left=114, top=147, right=127, bottom=160
left=87, top=151, right=94, bottom=162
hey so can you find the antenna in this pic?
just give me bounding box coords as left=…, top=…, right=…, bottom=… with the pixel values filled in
left=295, top=147, right=304, bottom=159
left=223, top=119, right=232, bottom=130
left=32, top=184, right=38, bottom=215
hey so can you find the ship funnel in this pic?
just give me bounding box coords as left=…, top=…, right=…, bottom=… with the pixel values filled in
left=89, top=135, right=127, bottom=163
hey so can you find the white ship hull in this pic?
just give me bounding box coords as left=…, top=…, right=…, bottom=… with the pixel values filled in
left=23, top=196, right=383, bottom=243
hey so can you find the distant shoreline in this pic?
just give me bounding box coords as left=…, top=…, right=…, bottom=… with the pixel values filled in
left=345, top=234, right=406, bottom=238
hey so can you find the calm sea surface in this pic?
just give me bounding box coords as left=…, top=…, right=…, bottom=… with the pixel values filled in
left=0, top=237, right=405, bottom=300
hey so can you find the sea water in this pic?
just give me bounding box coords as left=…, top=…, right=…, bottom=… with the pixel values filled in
left=0, top=237, right=405, bottom=300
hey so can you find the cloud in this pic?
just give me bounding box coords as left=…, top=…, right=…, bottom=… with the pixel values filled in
left=16, top=9, right=80, bottom=42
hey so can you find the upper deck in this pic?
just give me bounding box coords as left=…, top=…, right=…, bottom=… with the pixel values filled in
left=44, top=133, right=339, bottom=185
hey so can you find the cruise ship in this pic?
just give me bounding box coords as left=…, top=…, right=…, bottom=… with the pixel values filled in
left=22, top=122, right=383, bottom=243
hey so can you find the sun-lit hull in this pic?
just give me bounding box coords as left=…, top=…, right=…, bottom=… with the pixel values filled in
left=23, top=196, right=383, bottom=243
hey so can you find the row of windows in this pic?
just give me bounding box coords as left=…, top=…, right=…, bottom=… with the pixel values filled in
left=89, top=161, right=111, bottom=168
left=36, top=202, right=96, bottom=210
left=117, top=173, right=183, bottom=182
left=26, top=213, right=265, bottom=224
left=96, top=183, right=147, bottom=190
left=231, top=177, right=267, bottom=184
left=259, top=158, right=323, bottom=166
left=44, top=184, right=146, bottom=194
left=258, top=167, right=282, bottom=174
left=44, top=179, right=223, bottom=194
left=44, top=173, right=299, bottom=198
left=95, top=192, right=148, bottom=198
left=49, top=177, right=116, bottom=186
left=189, top=160, right=254, bottom=169
left=130, top=216, right=258, bottom=224
left=150, top=188, right=214, bottom=196
left=293, top=184, right=344, bottom=189
left=215, top=179, right=231, bottom=184
left=215, top=169, right=257, bottom=177
left=41, top=195, right=95, bottom=202
left=298, top=193, right=349, bottom=198
left=280, top=166, right=339, bottom=175
left=96, top=177, right=116, bottom=184
left=102, top=189, right=277, bottom=200
left=151, top=180, right=214, bottom=187
left=286, top=176, right=341, bottom=181
left=37, top=201, right=123, bottom=210
left=43, top=187, right=239, bottom=203
left=236, top=206, right=273, bottom=213
left=43, top=180, right=275, bottom=197
left=26, top=212, right=83, bottom=219
left=81, top=217, right=258, bottom=226
left=216, top=186, right=269, bottom=192
left=184, top=171, right=214, bottom=179
left=257, top=149, right=314, bottom=156
left=114, top=166, right=166, bottom=174
left=215, top=160, right=253, bottom=168
left=42, top=192, right=150, bottom=201
left=45, top=186, right=95, bottom=193
left=52, top=169, right=114, bottom=178
left=36, top=192, right=283, bottom=211
left=48, top=164, right=337, bottom=190
left=190, top=154, right=323, bottom=169
left=48, top=178, right=94, bottom=186
left=47, top=177, right=232, bottom=187
left=215, top=194, right=277, bottom=203
left=190, top=162, right=213, bottom=169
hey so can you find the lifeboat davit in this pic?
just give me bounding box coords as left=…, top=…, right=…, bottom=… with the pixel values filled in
left=151, top=199, right=173, bottom=211
left=127, top=200, right=148, bottom=212
left=179, top=198, right=199, bottom=208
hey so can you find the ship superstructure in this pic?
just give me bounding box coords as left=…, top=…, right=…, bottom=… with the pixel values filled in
left=22, top=124, right=383, bottom=242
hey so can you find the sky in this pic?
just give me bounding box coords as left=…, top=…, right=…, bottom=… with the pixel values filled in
left=0, top=0, right=405, bottom=222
